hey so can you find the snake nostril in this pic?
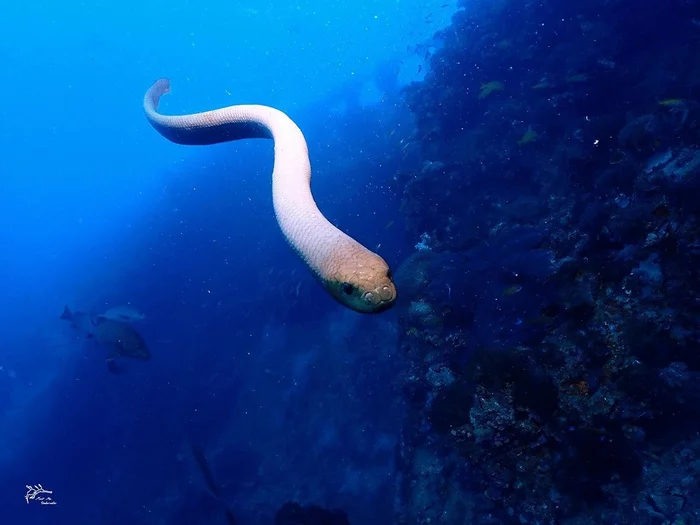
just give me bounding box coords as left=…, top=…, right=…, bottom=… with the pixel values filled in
left=378, top=285, right=394, bottom=301
left=363, top=292, right=379, bottom=305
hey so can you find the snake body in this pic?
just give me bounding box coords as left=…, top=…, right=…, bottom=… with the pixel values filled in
left=143, top=78, right=397, bottom=313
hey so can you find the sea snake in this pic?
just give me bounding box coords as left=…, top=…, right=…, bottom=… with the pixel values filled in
left=143, top=78, right=397, bottom=313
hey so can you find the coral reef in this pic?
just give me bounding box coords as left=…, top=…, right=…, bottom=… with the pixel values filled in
left=393, top=0, right=700, bottom=522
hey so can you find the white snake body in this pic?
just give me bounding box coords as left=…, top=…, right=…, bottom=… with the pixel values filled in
left=143, top=79, right=397, bottom=313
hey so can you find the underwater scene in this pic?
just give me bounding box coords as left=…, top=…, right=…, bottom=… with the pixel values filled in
left=1, top=0, right=700, bottom=523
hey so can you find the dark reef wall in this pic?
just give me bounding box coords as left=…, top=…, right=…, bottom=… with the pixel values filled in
left=393, top=0, right=700, bottom=523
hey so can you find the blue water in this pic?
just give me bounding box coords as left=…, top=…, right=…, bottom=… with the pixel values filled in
left=0, top=0, right=458, bottom=523
left=6, top=0, right=700, bottom=523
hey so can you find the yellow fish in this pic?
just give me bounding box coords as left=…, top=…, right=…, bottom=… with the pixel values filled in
left=502, top=285, right=523, bottom=296
left=658, top=98, right=686, bottom=107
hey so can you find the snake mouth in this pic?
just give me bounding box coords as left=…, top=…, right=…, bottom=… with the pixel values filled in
left=371, top=298, right=396, bottom=313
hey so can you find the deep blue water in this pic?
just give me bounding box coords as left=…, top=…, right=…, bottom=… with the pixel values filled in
left=0, top=1, right=456, bottom=523
left=4, top=0, right=700, bottom=523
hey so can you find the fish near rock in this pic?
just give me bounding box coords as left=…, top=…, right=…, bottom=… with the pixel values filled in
left=60, top=306, right=151, bottom=360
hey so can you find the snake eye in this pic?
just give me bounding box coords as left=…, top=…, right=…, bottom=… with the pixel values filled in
left=342, top=283, right=354, bottom=295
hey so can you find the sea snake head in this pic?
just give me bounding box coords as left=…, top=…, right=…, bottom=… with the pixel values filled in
left=325, top=253, right=397, bottom=313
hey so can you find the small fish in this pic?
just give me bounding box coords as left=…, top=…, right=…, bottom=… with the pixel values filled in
left=658, top=98, right=687, bottom=107
left=565, top=73, right=588, bottom=83
left=60, top=306, right=151, bottom=361
left=98, top=305, right=146, bottom=323
left=517, top=128, right=537, bottom=146
left=502, top=285, right=523, bottom=296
